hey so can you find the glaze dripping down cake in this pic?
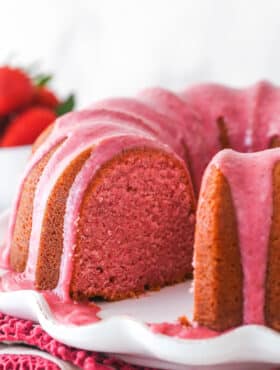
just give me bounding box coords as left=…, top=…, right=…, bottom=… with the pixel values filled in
left=4, top=108, right=197, bottom=301
left=194, top=149, right=280, bottom=331
left=2, top=81, right=280, bottom=332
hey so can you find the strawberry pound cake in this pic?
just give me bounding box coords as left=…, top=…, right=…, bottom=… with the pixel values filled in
left=1, top=81, right=280, bottom=334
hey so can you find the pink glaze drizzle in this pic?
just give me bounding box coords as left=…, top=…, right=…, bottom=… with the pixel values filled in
left=209, top=149, right=280, bottom=324
left=0, top=271, right=34, bottom=291
left=0, top=272, right=100, bottom=325
left=42, top=292, right=100, bottom=325
left=138, top=87, right=207, bottom=189
left=181, top=83, right=251, bottom=155
left=249, top=81, right=280, bottom=151
left=150, top=322, right=220, bottom=339
left=1, top=134, right=64, bottom=268
left=2, top=109, right=99, bottom=268
left=91, top=97, right=187, bottom=159
left=25, top=124, right=154, bottom=280
left=180, top=81, right=280, bottom=155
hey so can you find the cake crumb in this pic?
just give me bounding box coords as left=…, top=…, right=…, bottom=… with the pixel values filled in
left=178, top=315, right=191, bottom=327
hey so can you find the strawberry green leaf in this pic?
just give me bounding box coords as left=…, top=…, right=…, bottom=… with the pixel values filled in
left=56, top=94, right=75, bottom=116
left=34, top=74, right=52, bottom=87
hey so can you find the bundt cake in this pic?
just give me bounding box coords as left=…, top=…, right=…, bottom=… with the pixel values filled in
left=2, top=81, right=280, bottom=333
left=2, top=108, right=197, bottom=301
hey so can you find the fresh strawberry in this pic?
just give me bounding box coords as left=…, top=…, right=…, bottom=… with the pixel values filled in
left=0, top=115, right=11, bottom=137
left=0, top=66, right=33, bottom=116
left=33, top=86, right=59, bottom=109
left=1, top=107, right=56, bottom=147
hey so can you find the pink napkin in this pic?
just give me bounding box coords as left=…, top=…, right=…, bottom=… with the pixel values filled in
left=0, top=354, right=63, bottom=369
left=0, top=312, right=154, bottom=369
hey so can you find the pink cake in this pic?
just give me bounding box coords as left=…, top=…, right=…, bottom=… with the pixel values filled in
left=2, top=81, right=280, bottom=333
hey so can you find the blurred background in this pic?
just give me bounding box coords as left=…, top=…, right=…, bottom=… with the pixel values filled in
left=0, top=0, right=280, bottom=208
left=1, top=0, right=280, bottom=108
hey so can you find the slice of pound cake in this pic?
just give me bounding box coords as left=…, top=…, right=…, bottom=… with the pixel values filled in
left=4, top=108, right=196, bottom=301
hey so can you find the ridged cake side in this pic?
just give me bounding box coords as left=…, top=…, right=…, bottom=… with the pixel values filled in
left=35, top=148, right=92, bottom=290
left=265, top=161, right=280, bottom=330
left=9, top=145, right=60, bottom=272
left=193, top=165, right=243, bottom=331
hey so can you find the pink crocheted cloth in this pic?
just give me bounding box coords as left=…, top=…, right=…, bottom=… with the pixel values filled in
left=0, top=354, right=60, bottom=369
left=0, top=312, right=154, bottom=370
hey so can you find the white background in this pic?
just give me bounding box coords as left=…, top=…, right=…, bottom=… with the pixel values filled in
left=1, top=0, right=280, bottom=108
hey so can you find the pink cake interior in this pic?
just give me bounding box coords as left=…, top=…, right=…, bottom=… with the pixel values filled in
left=71, top=149, right=195, bottom=299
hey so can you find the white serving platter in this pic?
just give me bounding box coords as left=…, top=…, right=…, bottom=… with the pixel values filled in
left=0, top=210, right=279, bottom=370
